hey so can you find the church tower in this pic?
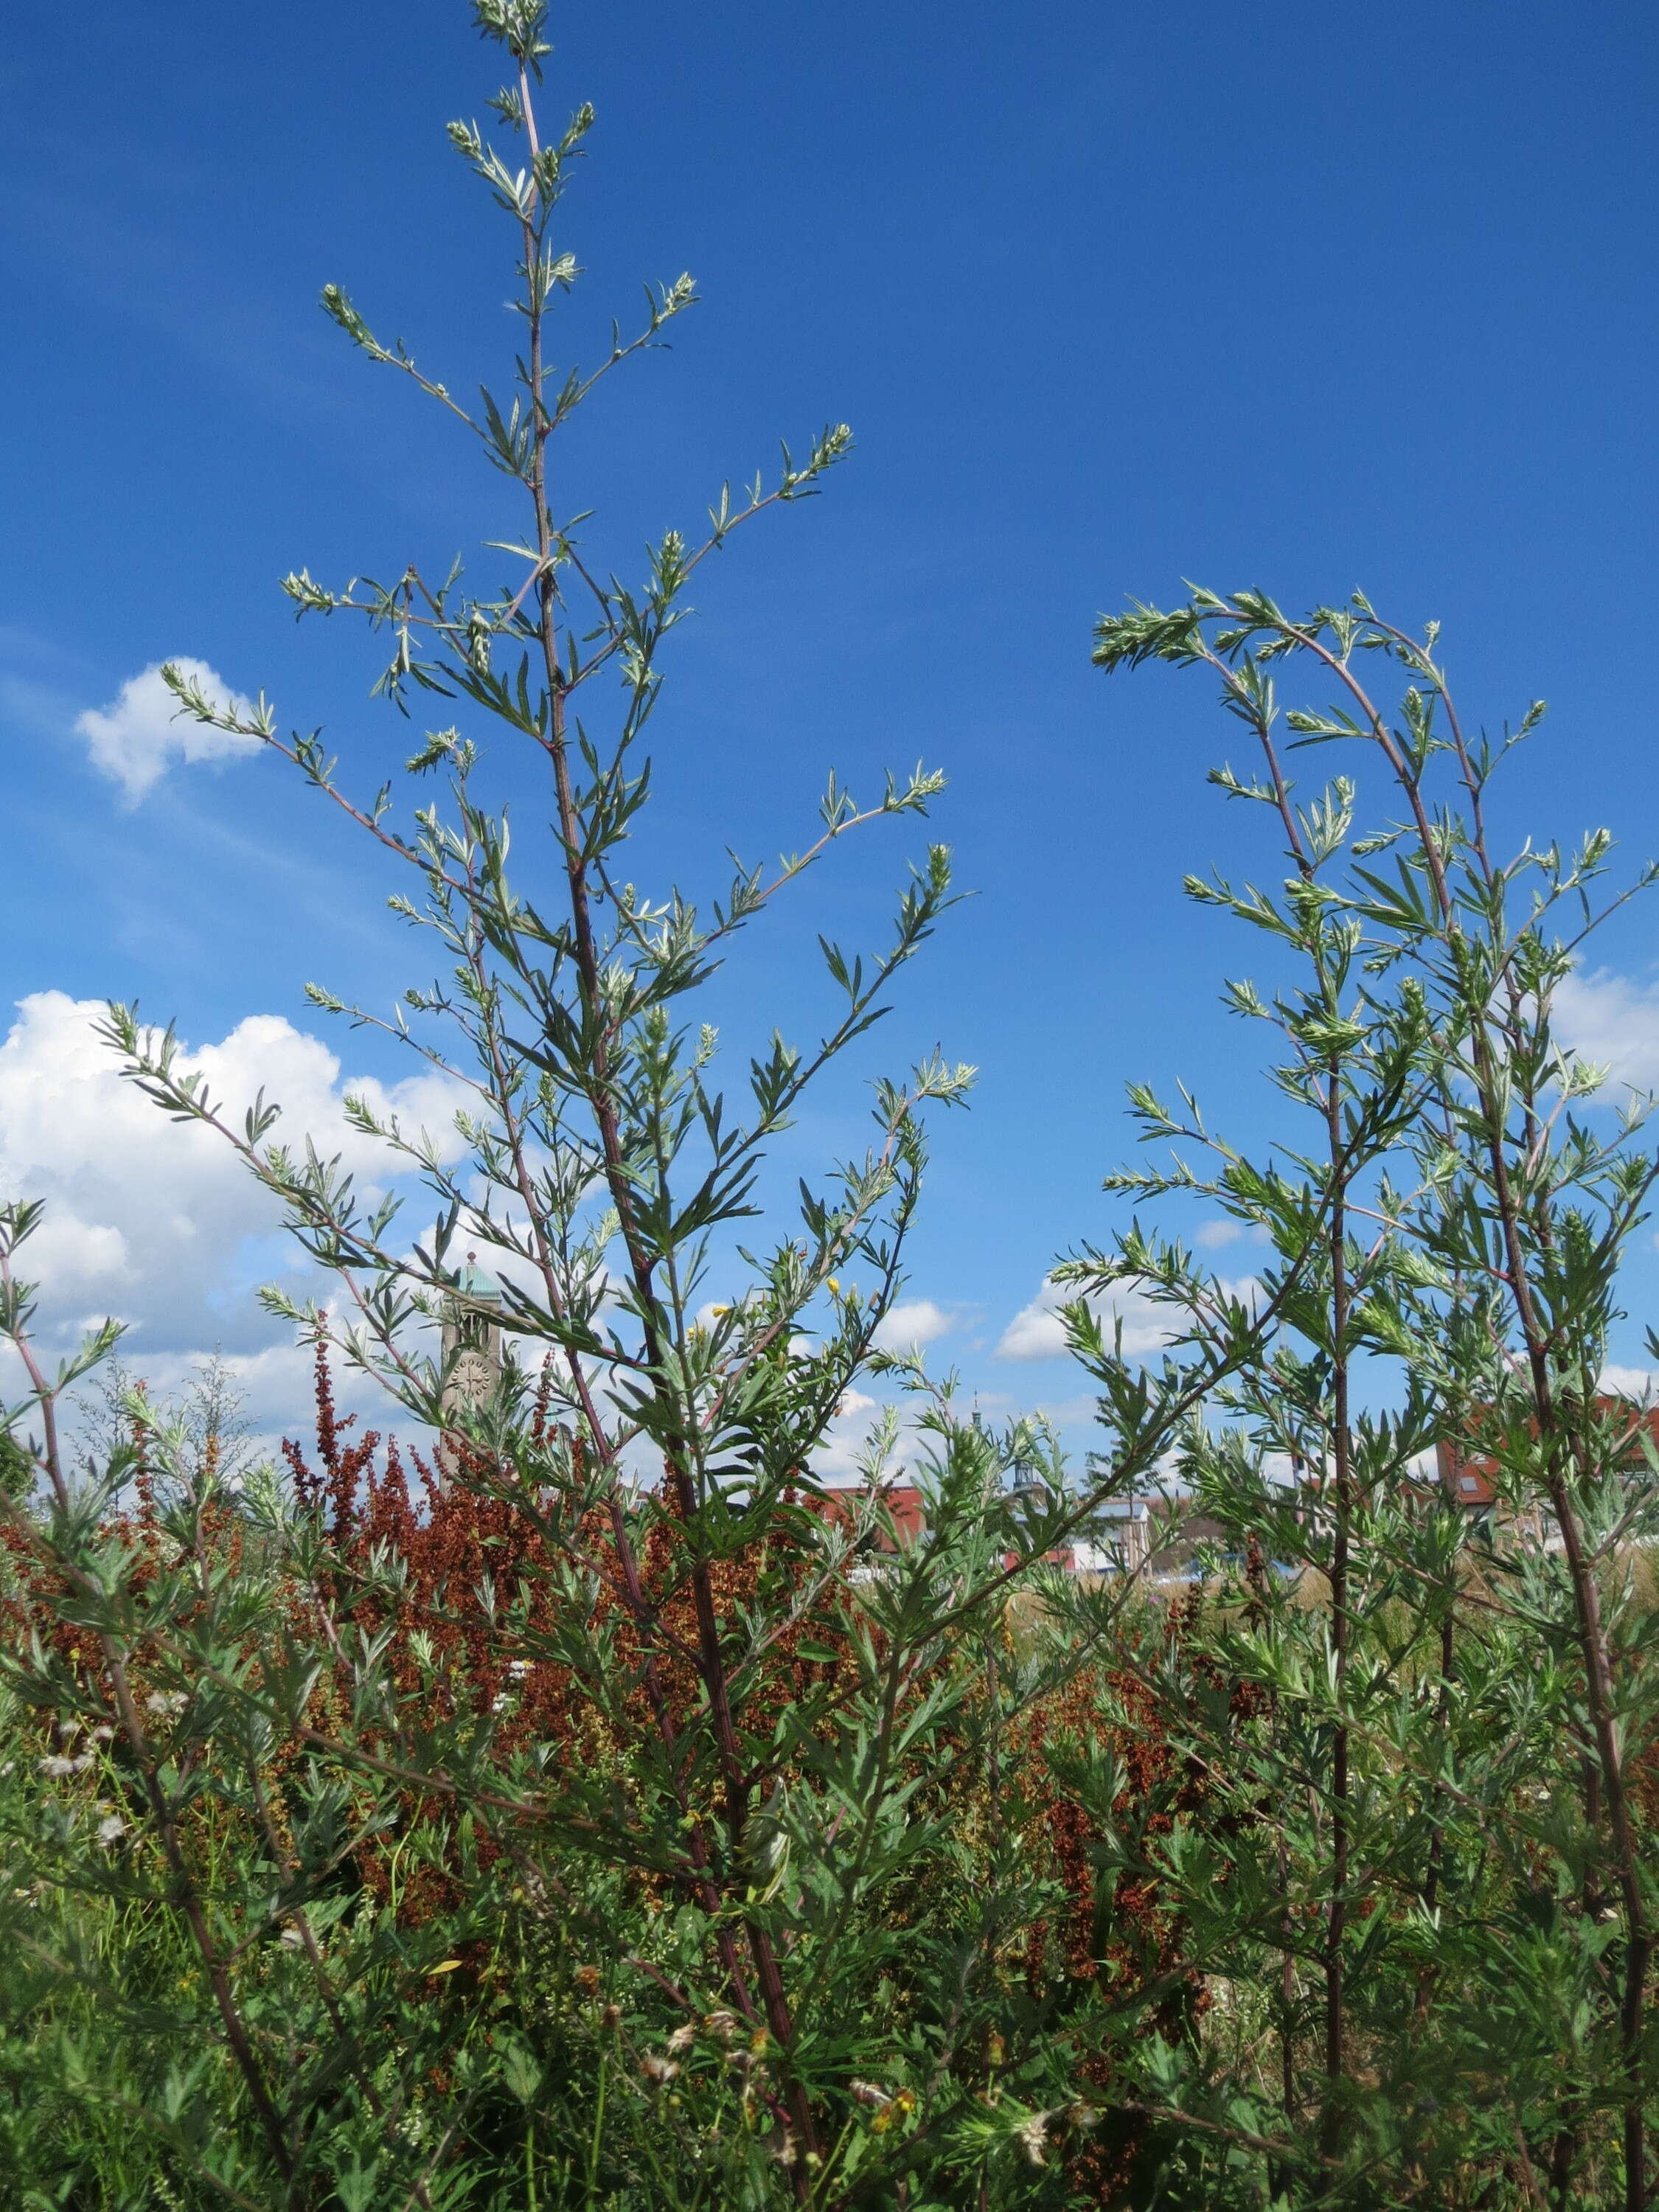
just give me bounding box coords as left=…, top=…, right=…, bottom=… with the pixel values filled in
left=439, top=1253, right=503, bottom=1465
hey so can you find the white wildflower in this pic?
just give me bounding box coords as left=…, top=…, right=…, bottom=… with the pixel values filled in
left=666, top=2023, right=697, bottom=2055
left=97, top=1815, right=128, bottom=1846
left=1017, top=2111, right=1050, bottom=2168
left=639, top=2054, right=679, bottom=2085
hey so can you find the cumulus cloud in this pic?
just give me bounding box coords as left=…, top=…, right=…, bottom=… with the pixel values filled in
left=1194, top=1218, right=1245, bottom=1250
left=809, top=1387, right=888, bottom=1482
left=75, top=658, right=261, bottom=804
left=998, top=1277, right=1161, bottom=1362
left=810, top=1383, right=970, bottom=1486
left=871, top=1298, right=952, bottom=1353
left=0, top=992, right=467, bottom=1428
left=1601, top=1364, right=1657, bottom=1401
left=25, top=1211, right=134, bottom=1293
left=997, top=1273, right=1259, bottom=1362
left=1554, top=968, right=1659, bottom=1093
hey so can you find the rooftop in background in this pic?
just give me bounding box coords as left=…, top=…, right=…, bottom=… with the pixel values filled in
left=1436, top=1398, right=1659, bottom=1509
left=811, top=1483, right=927, bottom=1553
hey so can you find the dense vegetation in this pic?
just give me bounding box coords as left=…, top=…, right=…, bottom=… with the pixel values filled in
left=4, top=4, right=1659, bottom=2205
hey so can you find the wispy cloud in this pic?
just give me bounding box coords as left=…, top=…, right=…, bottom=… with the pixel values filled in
left=0, top=668, right=80, bottom=745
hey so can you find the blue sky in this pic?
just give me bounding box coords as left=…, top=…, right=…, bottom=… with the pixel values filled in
left=3, top=0, right=1658, bottom=1454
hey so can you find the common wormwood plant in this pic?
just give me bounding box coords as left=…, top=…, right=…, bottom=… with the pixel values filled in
left=10, top=7, right=1657, bottom=2207
left=1071, top=588, right=1659, bottom=2209
left=1, top=7, right=1279, bottom=2208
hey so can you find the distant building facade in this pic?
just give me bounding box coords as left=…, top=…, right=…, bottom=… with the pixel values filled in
left=1432, top=1396, right=1659, bottom=1546
left=808, top=1479, right=1153, bottom=1579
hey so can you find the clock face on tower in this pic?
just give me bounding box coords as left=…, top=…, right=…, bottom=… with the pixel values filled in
left=448, top=1349, right=495, bottom=1407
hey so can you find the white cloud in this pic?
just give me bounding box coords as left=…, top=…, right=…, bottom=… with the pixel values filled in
left=871, top=1298, right=952, bottom=1353
left=25, top=1211, right=134, bottom=1292
left=1601, top=1364, right=1657, bottom=1401
left=996, top=1297, right=1070, bottom=1362
left=997, top=1276, right=1168, bottom=1362
left=0, top=992, right=467, bottom=1430
left=996, top=1273, right=1260, bottom=1363
left=1193, top=1219, right=1245, bottom=1250
left=813, top=1387, right=885, bottom=1480
left=75, top=658, right=261, bottom=804
left=1555, top=968, right=1659, bottom=1093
